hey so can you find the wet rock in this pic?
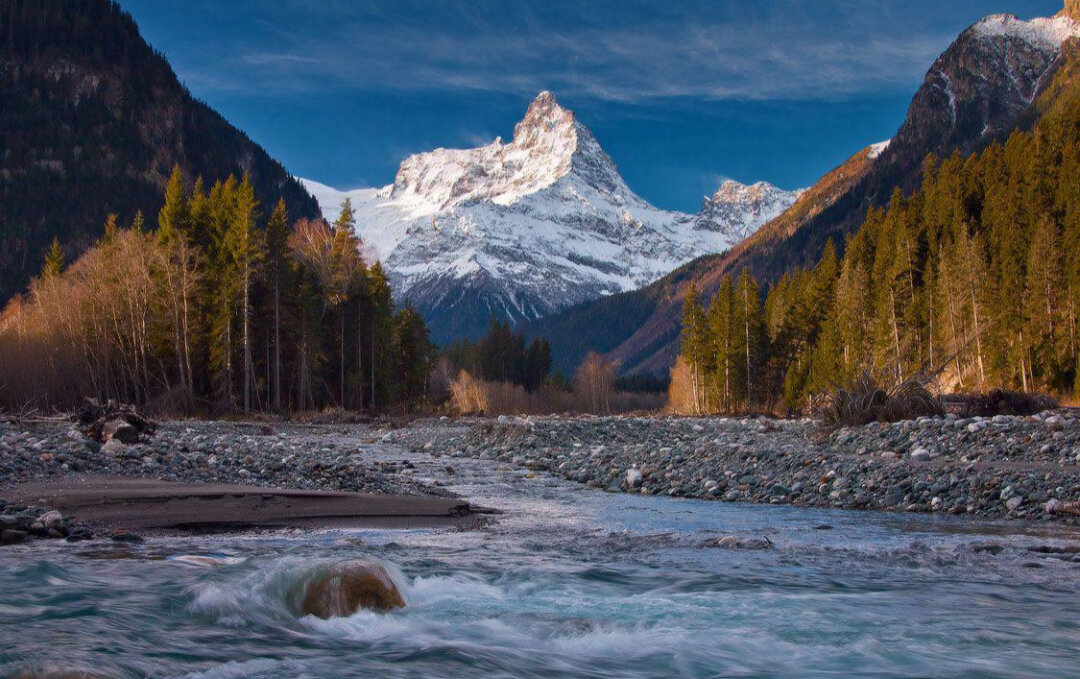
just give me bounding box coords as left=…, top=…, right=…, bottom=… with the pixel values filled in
left=909, top=448, right=931, bottom=462
left=102, top=419, right=140, bottom=445
left=102, top=439, right=128, bottom=457
left=2, top=529, right=28, bottom=544
left=298, top=560, right=405, bottom=619
left=38, top=510, right=63, bottom=530
left=768, top=484, right=791, bottom=497
left=713, top=535, right=772, bottom=550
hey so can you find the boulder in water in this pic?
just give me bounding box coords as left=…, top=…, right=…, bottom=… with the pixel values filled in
left=299, top=560, right=405, bottom=618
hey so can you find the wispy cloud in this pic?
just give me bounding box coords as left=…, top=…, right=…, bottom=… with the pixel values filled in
left=241, top=52, right=321, bottom=66
left=141, top=0, right=1053, bottom=102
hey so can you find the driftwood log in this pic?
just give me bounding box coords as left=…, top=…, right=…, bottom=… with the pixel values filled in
left=76, top=399, right=157, bottom=444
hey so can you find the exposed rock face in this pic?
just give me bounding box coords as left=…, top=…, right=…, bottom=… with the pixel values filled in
left=302, top=92, right=799, bottom=343
left=884, top=13, right=1079, bottom=177
left=1064, top=0, right=1080, bottom=21
left=299, top=561, right=405, bottom=618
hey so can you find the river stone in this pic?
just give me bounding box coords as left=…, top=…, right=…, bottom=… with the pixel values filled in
left=626, top=468, right=643, bottom=488
left=2, top=529, right=27, bottom=545
left=38, top=510, right=63, bottom=529
left=102, top=419, right=140, bottom=444
left=299, top=560, right=405, bottom=619
left=101, top=439, right=128, bottom=457
left=1006, top=496, right=1024, bottom=511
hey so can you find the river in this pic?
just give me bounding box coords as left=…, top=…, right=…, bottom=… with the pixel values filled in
left=2, top=433, right=1079, bottom=678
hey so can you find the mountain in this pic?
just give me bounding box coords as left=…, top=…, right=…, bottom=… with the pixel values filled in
left=696, top=180, right=805, bottom=244
left=0, top=0, right=319, bottom=301
left=302, top=92, right=800, bottom=344
left=526, top=141, right=885, bottom=375
left=531, top=5, right=1080, bottom=376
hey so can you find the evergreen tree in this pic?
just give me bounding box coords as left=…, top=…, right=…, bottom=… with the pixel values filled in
left=367, top=262, right=394, bottom=410
left=524, top=338, right=553, bottom=392
left=224, top=174, right=262, bottom=414
left=41, top=237, right=64, bottom=280
left=708, top=276, right=735, bottom=412
left=735, top=268, right=765, bottom=409
left=328, top=199, right=361, bottom=407
left=156, top=164, right=197, bottom=403
left=392, top=303, right=433, bottom=407
left=1024, top=215, right=1065, bottom=390
left=265, top=198, right=289, bottom=412
left=102, top=213, right=120, bottom=244
left=680, top=283, right=709, bottom=414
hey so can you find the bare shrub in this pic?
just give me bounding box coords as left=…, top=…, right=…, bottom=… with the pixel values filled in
left=667, top=356, right=696, bottom=415
left=573, top=352, right=617, bottom=415
left=0, top=228, right=161, bottom=411
left=941, top=389, right=1059, bottom=418
left=818, top=370, right=943, bottom=426
left=449, top=370, right=488, bottom=414
left=609, top=390, right=667, bottom=413
left=482, top=380, right=535, bottom=414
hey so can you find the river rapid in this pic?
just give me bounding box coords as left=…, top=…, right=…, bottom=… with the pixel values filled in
left=2, top=430, right=1079, bottom=679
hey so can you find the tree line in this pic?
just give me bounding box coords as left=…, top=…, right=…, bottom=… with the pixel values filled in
left=677, top=69, right=1080, bottom=412
left=444, top=319, right=553, bottom=392
left=0, top=166, right=432, bottom=413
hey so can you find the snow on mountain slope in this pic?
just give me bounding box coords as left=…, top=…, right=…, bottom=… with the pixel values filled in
left=696, top=180, right=804, bottom=244
left=971, top=12, right=1080, bottom=48
left=301, top=92, right=799, bottom=342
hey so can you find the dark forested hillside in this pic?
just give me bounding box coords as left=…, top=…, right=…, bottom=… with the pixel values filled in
left=0, top=0, right=319, bottom=300
left=675, top=41, right=1080, bottom=411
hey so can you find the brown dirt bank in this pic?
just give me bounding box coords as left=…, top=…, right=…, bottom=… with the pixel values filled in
left=3, top=475, right=495, bottom=534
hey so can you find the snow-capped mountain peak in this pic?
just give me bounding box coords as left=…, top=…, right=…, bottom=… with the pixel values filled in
left=696, top=180, right=803, bottom=243
left=971, top=12, right=1080, bottom=49
left=386, top=91, right=623, bottom=215
left=301, top=92, right=798, bottom=342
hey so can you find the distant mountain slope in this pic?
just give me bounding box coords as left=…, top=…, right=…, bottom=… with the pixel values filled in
left=530, top=7, right=1080, bottom=377
left=302, top=92, right=800, bottom=344
left=526, top=141, right=883, bottom=375
left=0, top=0, right=319, bottom=300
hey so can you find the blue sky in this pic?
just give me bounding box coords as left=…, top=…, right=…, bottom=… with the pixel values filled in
left=119, top=0, right=1061, bottom=212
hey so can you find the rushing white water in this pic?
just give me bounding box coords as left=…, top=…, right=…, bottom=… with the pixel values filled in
left=2, top=439, right=1080, bottom=679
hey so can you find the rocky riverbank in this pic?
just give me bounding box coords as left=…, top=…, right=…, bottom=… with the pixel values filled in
left=427, top=411, right=1080, bottom=522
left=0, top=418, right=455, bottom=543
left=4, top=411, right=1080, bottom=537
left=0, top=419, right=445, bottom=497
